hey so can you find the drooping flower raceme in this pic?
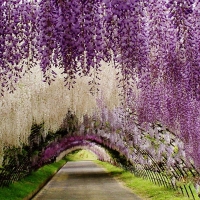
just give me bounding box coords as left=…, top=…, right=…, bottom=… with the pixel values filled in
left=1, top=0, right=200, bottom=169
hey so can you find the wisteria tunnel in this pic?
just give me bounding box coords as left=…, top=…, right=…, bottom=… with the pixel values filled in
left=1, top=0, right=200, bottom=198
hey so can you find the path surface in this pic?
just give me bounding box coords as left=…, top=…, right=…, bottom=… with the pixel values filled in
left=32, top=161, right=142, bottom=200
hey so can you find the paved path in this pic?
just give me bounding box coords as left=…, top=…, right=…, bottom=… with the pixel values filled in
left=32, top=161, right=142, bottom=200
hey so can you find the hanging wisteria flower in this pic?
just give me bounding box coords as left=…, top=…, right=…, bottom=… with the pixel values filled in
left=1, top=0, right=200, bottom=175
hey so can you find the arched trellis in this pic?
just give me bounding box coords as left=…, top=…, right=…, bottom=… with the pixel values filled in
left=28, top=128, right=197, bottom=198
left=35, top=129, right=199, bottom=181
left=35, top=136, right=114, bottom=168
left=1, top=0, right=200, bottom=197
left=55, top=144, right=112, bottom=163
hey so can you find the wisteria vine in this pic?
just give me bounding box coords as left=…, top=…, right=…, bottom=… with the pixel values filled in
left=1, top=0, right=200, bottom=177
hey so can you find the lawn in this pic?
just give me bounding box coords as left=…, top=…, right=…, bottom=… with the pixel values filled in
left=0, top=158, right=67, bottom=200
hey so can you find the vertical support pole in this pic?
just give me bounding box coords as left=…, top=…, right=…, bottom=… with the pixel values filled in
left=183, top=184, right=190, bottom=198
left=189, top=185, right=196, bottom=200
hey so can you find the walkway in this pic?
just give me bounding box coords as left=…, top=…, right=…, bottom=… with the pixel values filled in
left=32, top=161, right=142, bottom=200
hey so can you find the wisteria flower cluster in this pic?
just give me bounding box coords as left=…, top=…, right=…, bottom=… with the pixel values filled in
left=1, top=0, right=200, bottom=183
left=34, top=135, right=112, bottom=168
left=76, top=103, right=200, bottom=182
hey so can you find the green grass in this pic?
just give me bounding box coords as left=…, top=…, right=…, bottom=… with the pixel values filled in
left=96, top=161, right=196, bottom=200
left=66, top=149, right=98, bottom=161
left=0, top=158, right=67, bottom=200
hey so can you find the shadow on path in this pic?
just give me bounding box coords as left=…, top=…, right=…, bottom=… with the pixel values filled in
left=32, top=161, right=142, bottom=200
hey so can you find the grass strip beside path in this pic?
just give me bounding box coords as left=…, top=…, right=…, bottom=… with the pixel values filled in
left=0, top=158, right=67, bottom=200
left=96, top=160, right=191, bottom=200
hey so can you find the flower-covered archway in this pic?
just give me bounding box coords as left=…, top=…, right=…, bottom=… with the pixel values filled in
left=1, top=0, right=200, bottom=192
